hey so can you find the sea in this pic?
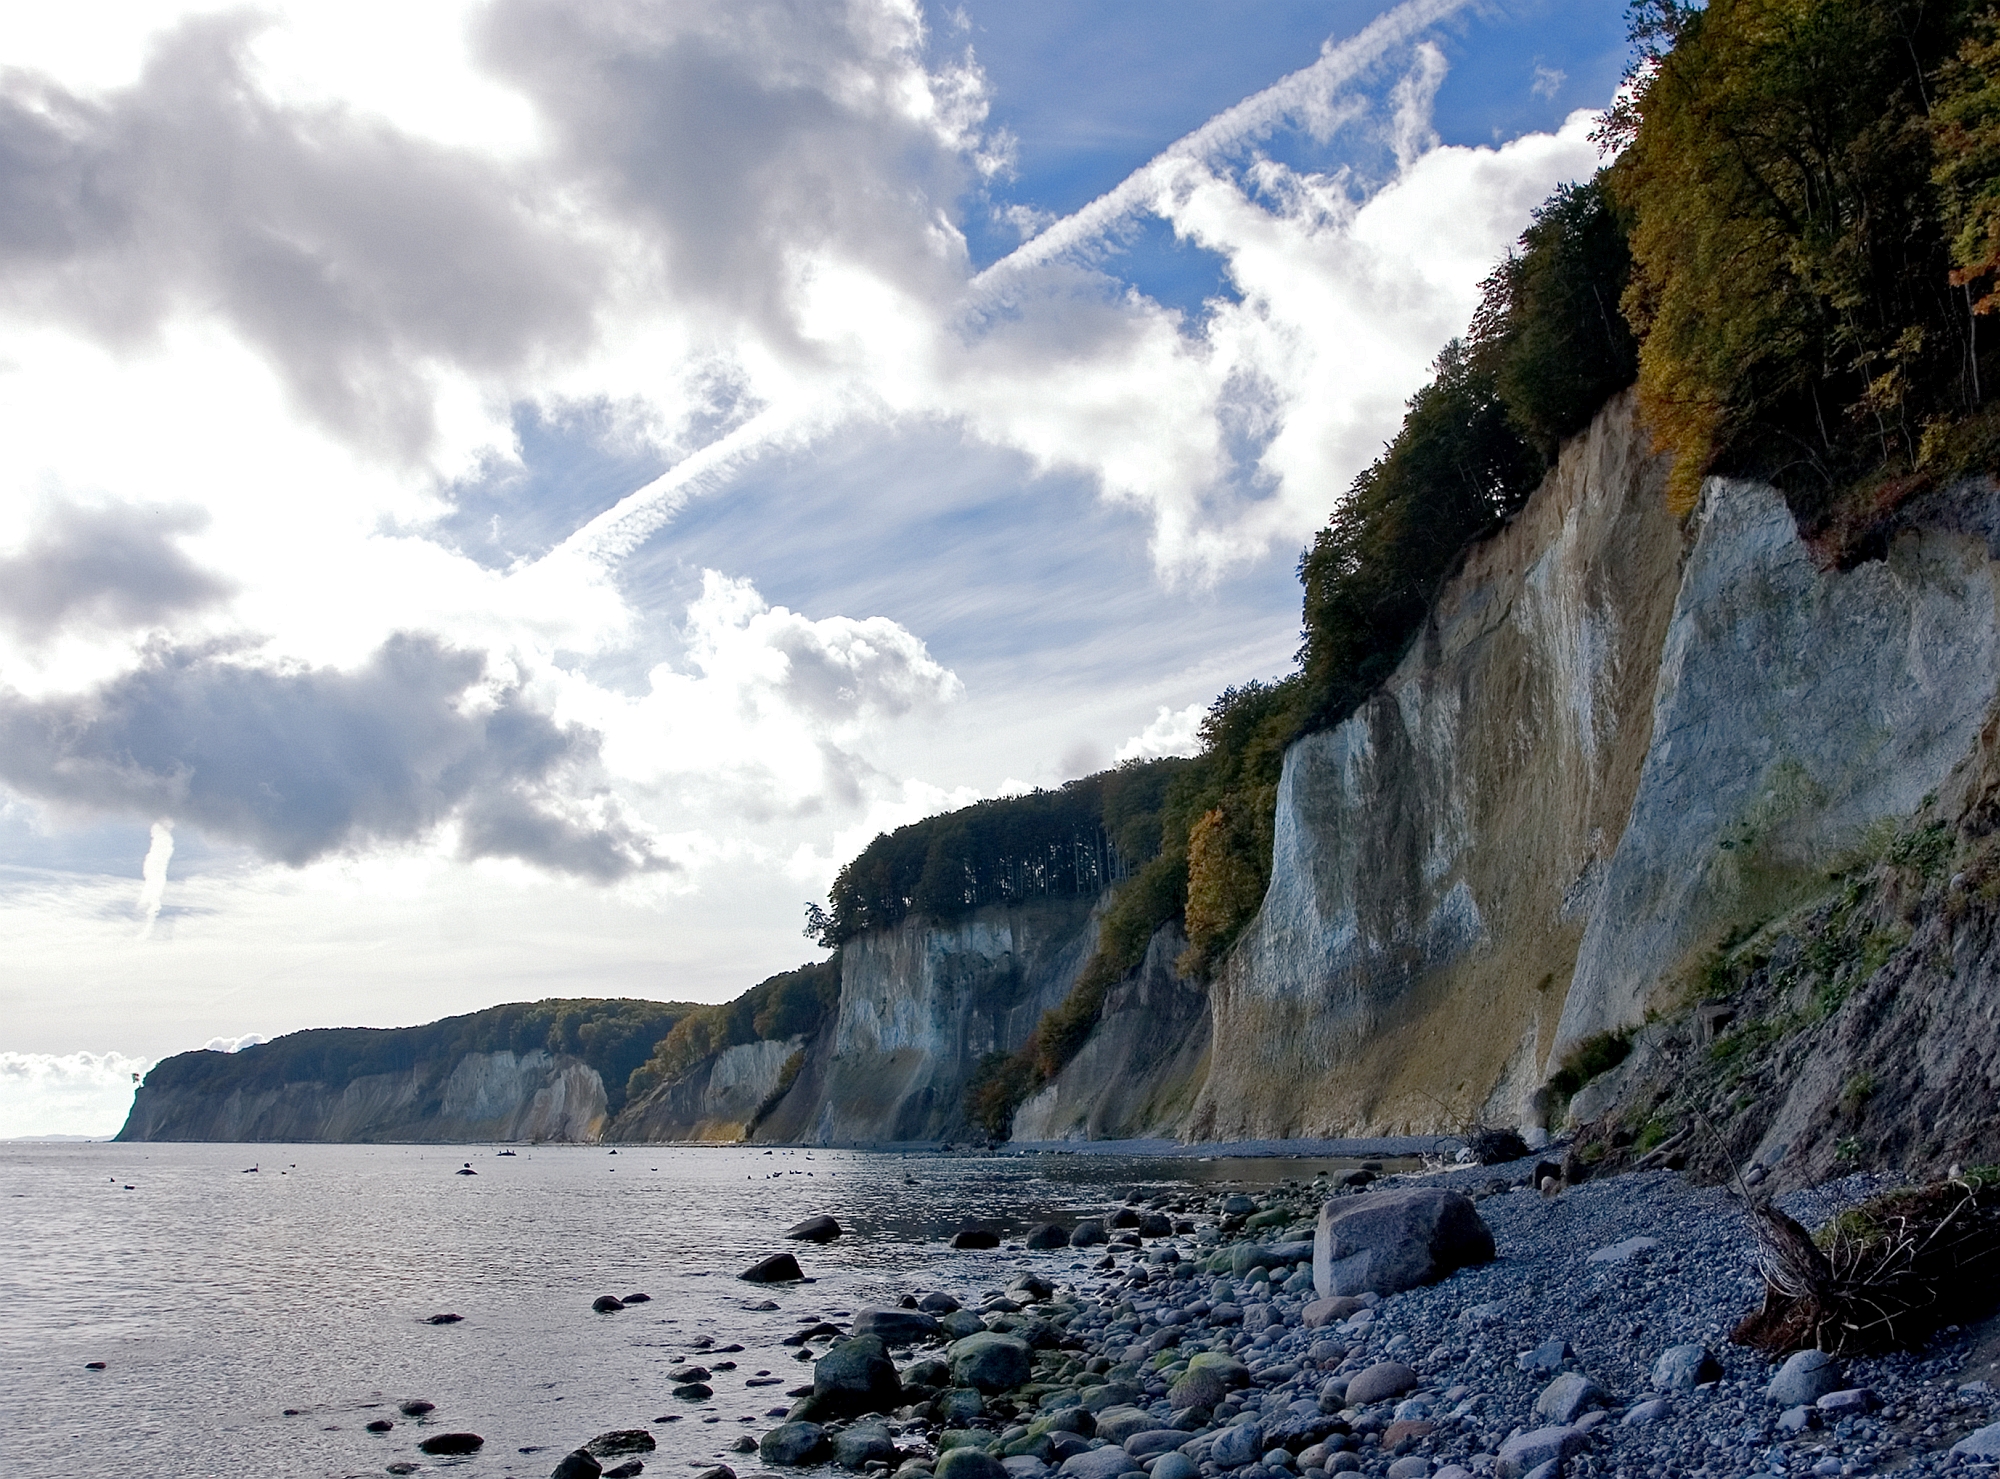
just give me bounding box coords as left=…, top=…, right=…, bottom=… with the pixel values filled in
left=2, top=1140, right=1368, bottom=1478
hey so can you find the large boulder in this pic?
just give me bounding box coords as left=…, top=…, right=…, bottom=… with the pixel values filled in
left=938, top=1449, right=1008, bottom=1479
left=1092, top=1407, right=1157, bottom=1445
left=940, top=1309, right=988, bottom=1340
left=1496, top=1427, right=1585, bottom=1479
left=741, top=1252, right=805, bottom=1283
left=1059, top=1448, right=1136, bottom=1479
left=813, top=1335, right=903, bottom=1417
left=834, top=1420, right=897, bottom=1469
left=853, top=1307, right=944, bottom=1344
left=1766, top=1349, right=1843, bottom=1406
left=1167, top=1367, right=1226, bottom=1411
left=1533, top=1372, right=1607, bottom=1425
left=950, top=1332, right=1033, bottom=1393
left=418, top=1433, right=484, bottom=1455
left=551, top=1452, right=602, bottom=1479
left=760, top=1423, right=832, bottom=1466
left=1652, top=1344, right=1722, bottom=1392
left=1210, top=1422, right=1263, bottom=1468
left=1025, top=1223, right=1071, bottom=1250
left=786, top=1215, right=843, bottom=1243
left=586, top=1431, right=657, bottom=1457
left=1312, top=1189, right=1494, bottom=1297
left=1342, top=1361, right=1417, bottom=1406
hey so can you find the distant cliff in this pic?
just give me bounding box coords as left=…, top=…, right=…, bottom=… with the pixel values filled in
left=119, top=999, right=690, bottom=1143
left=756, top=895, right=1102, bottom=1144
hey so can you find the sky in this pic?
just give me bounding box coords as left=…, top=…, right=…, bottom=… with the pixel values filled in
left=0, top=0, right=1629, bottom=1136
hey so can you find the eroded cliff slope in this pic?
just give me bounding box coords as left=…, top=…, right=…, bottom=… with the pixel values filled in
left=1036, top=392, right=2000, bottom=1152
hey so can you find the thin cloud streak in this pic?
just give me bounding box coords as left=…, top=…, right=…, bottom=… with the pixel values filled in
left=969, top=0, right=1473, bottom=291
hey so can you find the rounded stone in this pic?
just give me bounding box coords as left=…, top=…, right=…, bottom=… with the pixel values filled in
left=760, top=1422, right=833, bottom=1465
left=742, top=1252, right=806, bottom=1283
left=950, top=1333, right=1033, bottom=1394
left=937, top=1447, right=1009, bottom=1479
left=1651, top=1344, right=1721, bottom=1392
left=1340, top=1361, right=1418, bottom=1406
left=1766, top=1349, right=1842, bottom=1407
left=416, top=1432, right=484, bottom=1456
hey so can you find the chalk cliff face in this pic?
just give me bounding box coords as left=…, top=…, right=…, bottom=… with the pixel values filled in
left=1181, top=396, right=2000, bottom=1141
left=1010, top=921, right=1209, bottom=1142
left=762, top=895, right=1102, bottom=1144
left=1190, top=393, right=1684, bottom=1138
left=115, top=394, right=2000, bottom=1156
left=609, top=1038, right=801, bottom=1143
left=120, top=1049, right=608, bottom=1143
left=1554, top=476, right=2000, bottom=1053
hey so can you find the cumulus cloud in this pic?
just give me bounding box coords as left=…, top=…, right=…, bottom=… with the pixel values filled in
left=595, top=570, right=963, bottom=818
left=200, top=1033, right=265, bottom=1053
left=0, top=633, right=667, bottom=879
left=0, top=498, right=232, bottom=640
left=0, top=13, right=602, bottom=459
left=1116, top=702, right=1209, bottom=763
left=474, top=0, right=998, bottom=357
left=0, top=1050, right=150, bottom=1138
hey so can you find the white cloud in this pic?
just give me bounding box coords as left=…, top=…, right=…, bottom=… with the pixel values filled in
left=0, top=1051, right=152, bottom=1138
left=1116, top=703, right=1209, bottom=763
left=200, top=1034, right=266, bottom=1053
left=589, top=570, right=963, bottom=819
left=0, top=0, right=1622, bottom=1060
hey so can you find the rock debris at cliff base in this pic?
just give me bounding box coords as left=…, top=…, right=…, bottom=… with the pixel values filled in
left=621, top=1165, right=2000, bottom=1479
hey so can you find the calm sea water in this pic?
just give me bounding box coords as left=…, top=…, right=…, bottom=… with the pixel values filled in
left=2, top=1142, right=1359, bottom=1478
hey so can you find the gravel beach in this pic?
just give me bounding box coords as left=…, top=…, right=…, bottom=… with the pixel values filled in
left=621, top=1160, right=2000, bottom=1479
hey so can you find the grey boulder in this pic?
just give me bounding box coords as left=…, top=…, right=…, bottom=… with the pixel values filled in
left=551, top=1452, right=603, bottom=1479
left=949, top=1332, right=1033, bottom=1393
left=1025, top=1224, right=1071, bottom=1250
left=1058, top=1448, right=1135, bottom=1479
left=1954, top=1421, right=2000, bottom=1459
left=760, top=1423, right=832, bottom=1466
left=1210, top=1423, right=1263, bottom=1468
left=813, top=1335, right=903, bottom=1417
left=1068, top=1220, right=1107, bottom=1247
left=1312, top=1189, right=1495, bottom=1297
left=1152, top=1456, right=1198, bottom=1479
left=853, top=1307, right=944, bottom=1344
left=785, top=1214, right=843, bottom=1243
left=1495, top=1427, right=1585, bottom=1479
left=1092, top=1407, right=1157, bottom=1445
left=1341, top=1361, right=1418, bottom=1406
left=1766, top=1349, right=1842, bottom=1406
left=834, top=1421, right=897, bottom=1469
left=1533, top=1372, right=1607, bottom=1425
left=1652, top=1343, right=1721, bottom=1392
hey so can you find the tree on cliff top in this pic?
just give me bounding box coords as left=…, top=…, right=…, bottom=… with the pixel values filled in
left=1608, top=0, right=1991, bottom=526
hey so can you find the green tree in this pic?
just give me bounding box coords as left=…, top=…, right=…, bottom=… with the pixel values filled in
left=1608, top=0, right=1979, bottom=519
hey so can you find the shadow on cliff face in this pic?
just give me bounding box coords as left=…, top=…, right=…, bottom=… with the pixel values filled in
left=1562, top=695, right=2000, bottom=1197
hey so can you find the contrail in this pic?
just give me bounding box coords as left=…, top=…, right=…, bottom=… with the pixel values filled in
left=969, top=0, right=1473, bottom=294
left=136, top=820, right=173, bottom=939
left=548, top=0, right=1467, bottom=570
left=545, top=401, right=809, bottom=568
